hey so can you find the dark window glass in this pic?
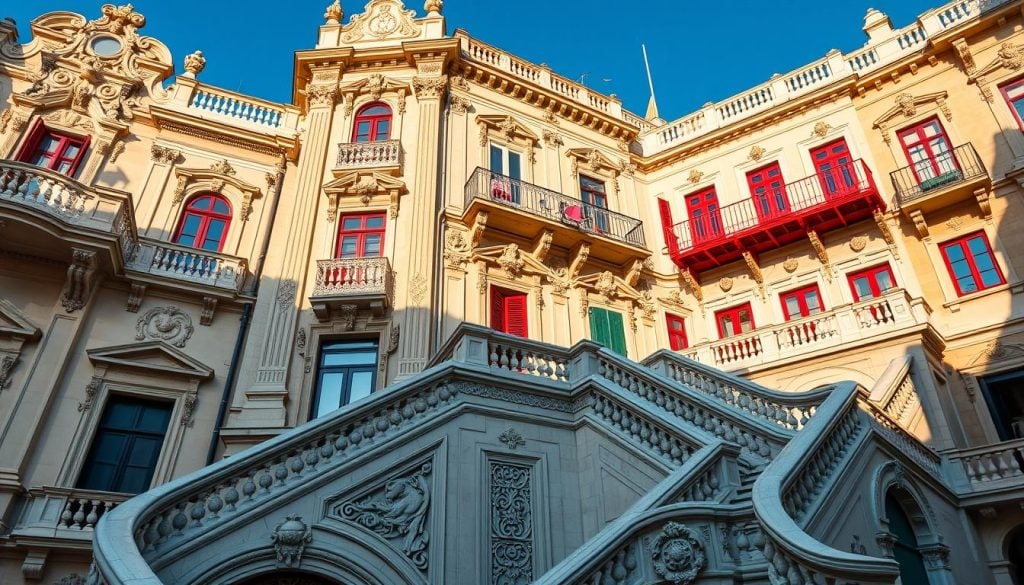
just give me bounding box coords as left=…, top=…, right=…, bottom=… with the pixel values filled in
left=312, top=340, right=379, bottom=419
left=77, top=396, right=172, bottom=494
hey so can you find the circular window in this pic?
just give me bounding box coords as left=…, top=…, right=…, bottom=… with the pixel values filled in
left=90, top=36, right=122, bottom=56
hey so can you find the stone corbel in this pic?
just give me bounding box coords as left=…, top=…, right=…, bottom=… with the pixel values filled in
left=59, top=249, right=98, bottom=313
left=21, top=549, right=47, bottom=581
left=974, top=187, right=992, bottom=219
left=532, top=230, right=554, bottom=263
left=908, top=209, right=929, bottom=238
left=873, top=210, right=899, bottom=258
left=807, top=231, right=833, bottom=280
left=568, top=241, right=591, bottom=281
left=680, top=268, right=703, bottom=304
left=741, top=251, right=766, bottom=297
left=200, top=297, right=217, bottom=326
left=126, top=283, right=147, bottom=313
left=469, top=210, right=489, bottom=248
left=624, top=258, right=644, bottom=288
left=952, top=38, right=976, bottom=74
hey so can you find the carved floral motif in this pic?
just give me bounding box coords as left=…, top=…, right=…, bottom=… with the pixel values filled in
left=183, top=50, right=206, bottom=77
left=498, top=428, right=526, bottom=450
left=491, top=461, right=533, bottom=584
left=651, top=522, right=706, bottom=585
left=135, top=306, right=194, bottom=348
left=498, top=244, right=525, bottom=277
left=341, top=463, right=432, bottom=569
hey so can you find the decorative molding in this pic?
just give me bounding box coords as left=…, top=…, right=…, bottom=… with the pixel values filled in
left=742, top=251, right=765, bottom=296
left=412, top=76, right=448, bottom=101
left=340, top=304, right=358, bottom=331
left=322, top=171, right=407, bottom=222
left=651, top=522, right=706, bottom=585
left=443, top=229, right=472, bottom=270
left=783, top=256, right=798, bottom=273
left=490, top=460, right=534, bottom=585
left=967, top=42, right=1024, bottom=102
left=340, top=0, right=421, bottom=43
left=409, top=273, right=428, bottom=303
left=271, top=515, right=312, bottom=568
left=498, top=428, right=526, bottom=450
left=680, top=269, right=703, bottom=304
left=53, top=574, right=87, bottom=585
left=182, top=50, right=206, bottom=77
left=277, top=281, right=298, bottom=309
left=748, top=145, right=766, bottom=161
left=477, top=114, right=540, bottom=146
left=134, top=306, right=194, bottom=348
left=718, top=277, right=733, bottom=292
left=306, top=83, right=340, bottom=108
left=812, top=121, right=832, bottom=138
left=59, top=249, right=97, bottom=313
left=850, top=235, right=868, bottom=252
left=78, top=376, right=102, bottom=412
left=873, top=91, right=951, bottom=134
left=497, top=244, right=526, bottom=277
left=200, top=296, right=217, bottom=326
left=126, top=283, right=146, bottom=313
left=687, top=169, right=704, bottom=184
left=0, top=352, right=18, bottom=390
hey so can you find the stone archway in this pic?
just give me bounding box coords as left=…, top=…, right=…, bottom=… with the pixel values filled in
left=1005, top=526, right=1024, bottom=585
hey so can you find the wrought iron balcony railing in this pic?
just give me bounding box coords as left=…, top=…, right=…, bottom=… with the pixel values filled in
left=464, top=167, right=646, bottom=248
left=335, top=140, right=401, bottom=170
left=889, top=142, right=987, bottom=207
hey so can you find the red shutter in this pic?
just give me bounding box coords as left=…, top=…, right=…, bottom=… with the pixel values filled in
left=490, top=287, right=506, bottom=332
left=504, top=293, right=528, bottom=338
left=657, top=198, right=678, bottom=255
left=14, top=119, right=45, bottom=163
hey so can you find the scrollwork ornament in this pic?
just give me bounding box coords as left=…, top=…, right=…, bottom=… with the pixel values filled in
left=271, top=515, right=312, bottom=568
left=135, top=306, right=194, bottom=348
left=306, top=83, right=340, bottom=108
left=650, top=522, right=706, bottom=585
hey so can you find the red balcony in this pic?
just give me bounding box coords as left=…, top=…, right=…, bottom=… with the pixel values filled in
left=665, top=160, right=884, bottom=273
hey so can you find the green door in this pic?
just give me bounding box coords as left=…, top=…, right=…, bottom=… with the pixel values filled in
left=589, top=307, right=627, bottom=357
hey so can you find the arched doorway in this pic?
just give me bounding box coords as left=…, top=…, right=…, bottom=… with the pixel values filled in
left=237, top=572, right=340, bottom=585
left=885, top=490, right=930, bottom=585
left=1006, top=526, right=1024, bottom=585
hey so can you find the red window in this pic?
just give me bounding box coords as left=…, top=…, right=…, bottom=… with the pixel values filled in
left=1002, top=79, right=1024, bottom=130
left=16, top=121, right=89, bottom=176
left=684, top=187, right=722, bottom=244
left=780, top=285, right=825, bottom=321
left=336, top=213, right=385, bottom=258
left=898, top=117, right=957, bottom=185
left=811, top=139, right=856, bottom=198
left=657, top=198, right=678, bottom=253
left=352, top=103, right=392, bottom=143
left=848, top=264, right=897, bottom=301
left=715, top=303, right=755, bottom=339
left=490, top=287, right=528, bottom=338
left=940, top=231, right=1005, bottom=296
left=666, top=314, right=688, bottom=350
left=747, top=162, right=789, bottom=220
left=174, top=194, right=231, bottom=252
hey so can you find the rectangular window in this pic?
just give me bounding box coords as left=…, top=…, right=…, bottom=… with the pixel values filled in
left=898, top=117, right=958, bottom=187
left=715, top=303, right=755, bottom=338
left=848, top=264, right=897, bottom=301
left=979, top=368, right=1024, bottom=441
left=746, top=162, right=789, bottom=221
left=76, top=396, right=172, bottom=494
left=780, top=285, right=825, bottom=321
left=810, top=139, right=856, bottom=198
left=313, top=340, right=378, bottom=419
left=16, top=122, right=90, bottom=177
left=336, top=213, right=385, bottom=258
left=490, top=286, right=529, bottom=338
left=1001, top=79, right=1024, bottom=130
left=488, top=144, right=522, bottom=203
left=579, top=175, right=609, bottom=233
left=684, top=186, right=722, bottom=244
left=665, top=313, right=688, bottom=351
left=940, top=231, right=1005, bottom=296
left=589, top=307, right=627, bottom=356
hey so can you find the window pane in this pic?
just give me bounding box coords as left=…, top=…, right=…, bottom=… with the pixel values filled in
left=137, top=406, right=171, bottom=433
left=212, top=199, right=230, bottom=214
left=316, top=372, right=345, bottom=418
left=339, top=237, right=358, bottom=258
left=342, top=217, right=363, bottom=230
left=202, top=220, right=226, bottom=250
left=507, top=152, right=521, bottom=180
left=322, top=351, right=379, bottom=366
left=490, top=145, right=503, bottom=173
left=56, top=161, right=73, bottom=174
left=365, top=216, right=384, bottom=229
left=784, top=297, right=802, bottom=320
left=361, top=105, right=391, bottom=116
left=375, top=120, right=390, bottom=139
left=738, top=309, right=754, bottom=333
left=348, top=371, right=374, bottom=403
left=719, top=315, right=734, bottom=336
left=364, top=234, right=381, bottom=256
left=104, top=402, right=138, bottom=429
left=804, top=290, right=822, bottom=313
left=876, top=270, right=894, bottom=292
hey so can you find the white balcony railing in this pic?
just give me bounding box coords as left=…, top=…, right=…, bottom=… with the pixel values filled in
left=127, top=239, right=248, bottom=291
left=12, top=487, right=131, bottom=541
left=682, top=289, right=929, bottom=370
left=312, top=257, right=394, bottom=302
left=335, top=140, right=401, bottom=170
left=159, top=77, right=300, bottom=136
left=949, top=439, right=1024, bottom=493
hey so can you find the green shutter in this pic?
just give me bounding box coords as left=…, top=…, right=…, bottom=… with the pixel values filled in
left=589, top=307, right=627, bottom=357
left=606, top=310, right=627, bottom=357
left=589, top=307, right=610, bottom=347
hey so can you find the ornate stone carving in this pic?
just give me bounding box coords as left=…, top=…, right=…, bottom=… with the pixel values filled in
left=277, top=281, right=298, bottom=309
left=637, top=291, right=656, bottom=320
left=850, top=534, right=868, bottom=555
left=412, top=76, right=448, bottom=101
left=325, top=0, right=343, bottom=23
left=424, top=0, right=443, bottom=13
left=595, top=271, right=616, bottom=298
left=295, top=328, right=306, bottom=356
left=209, top=159, right=236, bottom=176
left=135, top=306, right=194, bottom=348
left=718, top=277, right=733, bottom=292
left=340, top=305, right=358, bottom=331
left=896, top=93, right=916, bottom=117
left=78, top=376, right=102, bottom=412
left=183, top=50, right=206, bottom=77
left=0, top=109, right=11, bottom=134
left=875, top=531, right=897, bottom=558
left=180, top=392, right=197, bottom=427
left=306, top=83, right=340, bottom=108
left=498, top=428, right=525, bottom=449
left=497, top=244, right=525, bottom=277
left=126, top=283, right=146, bottom=313
left=687, top=169, right=704, bottom=184
left=546, top=260, right=572, bottom=296
left=490, top=461, right=534, bottom=584
left=53, top=574, right=87, bottom=585
left=542, top=129, right=562, bottom=147
left=409, top=273, right=428, bottom=303
left=443, top=229, right=471, bottom=270
left=651, top=522, right=706, bottom=585
left=850, top=235, right=868, bottom=252
left=0, top=353, right=17, bottom=390
left=812, top=121, right=832, bottom=137
left=200, top=297, right=217, bottom=326
left=341, top=0, right=421, bottom=42
left=388, top=325, right=400, bottom=354
left=680, top=269, right=703, bottom=304
left=450, top=94, right=470, bottom=114
left=60, top=249, right=97, bottom=313
left=909, top=209, right=929, bottom=238
left=341, top=462, right=432, bottom=569
left=783, top=256, right=798, bottom=273
left=109, top=141, right=126, bottom=163
left=150, top=144, right=180, bottom=165
left=807, top=231, right=832, bottom=278
left=748, top=145, right=766, bottom=161
left=271, top=515, right=312, bottom=568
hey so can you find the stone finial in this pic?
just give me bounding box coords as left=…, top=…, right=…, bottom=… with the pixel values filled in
left=325, top=0, right=343, bottom=23
left=183, top=50, right=206, bottom=78
left=863, top=8, right=894, bottom=41
left=424, top=0, right=443, bottom=14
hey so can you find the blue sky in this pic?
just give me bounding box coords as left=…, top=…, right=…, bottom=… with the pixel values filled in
left=9, top=1, right=941, bottom=121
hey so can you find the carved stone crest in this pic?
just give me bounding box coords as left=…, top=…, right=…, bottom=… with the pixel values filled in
left=718, top=277, right=733, bottom=292
left=498, top=244, right=525, bottom=277
left=896, top=93, right=916, bottom=117
left=443, top=229, right=471, bottom=270
left=850, top=235, right=868, bottom=252
left=271, top=515, right=312, bottom=568
left=651, top=522, right=706, bottom=585
left=783, top=256, right=798, bottom=273
left=812, top=121, right=832, bottom=137
left=748, top=145, right=766, bottom=161
left=135, top=306, right=194, bottom=348
left=687, top=169, right=704, bottom=184
left=498, top=428, right=526, bottom=449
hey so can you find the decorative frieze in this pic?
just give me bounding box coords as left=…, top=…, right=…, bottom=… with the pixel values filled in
left=489, top=460, right=534, bottom=584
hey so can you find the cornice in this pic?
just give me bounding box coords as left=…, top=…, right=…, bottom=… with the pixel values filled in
left=149, top=105, right=298, bottom=160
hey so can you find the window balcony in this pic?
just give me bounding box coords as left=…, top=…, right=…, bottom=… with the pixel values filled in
left=890, top=142, right=989, bottom=216
left=310, top=257, right=394, bottom=320
left=463, top=167, right=648, bottom=265
left=11, top=487, right=131, bottom=545
left=680, top=288, right=928, bottom=371
left=126, top=239, right=249, bottom=293
left=334, top=140, right=401, bottom=174
left=948, top=439, right=1024, bottom=505
left=667, top=159, right=883, bottom=273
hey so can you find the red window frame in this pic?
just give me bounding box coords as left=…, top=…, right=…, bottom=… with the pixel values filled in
left=715, top=303, right=755, bottom=339
left=684, top=186, right=722, bottom=244
left=746, top=162, right=789, bottom=221
left=897, top=117, right=957, bottom=184
left=351, top=103, right=392, bottom=143
left=16, top=120, right=90, bottom=177
left=1002, top=78, right=1024, bottom=130
left=335, top=213, right=386, bottom=258
left=847, top=264, right=897, bottom=302
left=810, top=139, right=857, bottom=198
left=780, top=284, right=825, bottom=321
left=490, top=286, right=528, bottom=338
left=173, top=194, right=232, bottom=252
left=665, top=314, right=688, bottom=350
left=939, top=231, right=1006, bottom=296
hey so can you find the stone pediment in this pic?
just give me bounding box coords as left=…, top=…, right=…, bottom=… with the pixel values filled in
left=872, top=91, right=952, bottom=130
left=339, top=73, right=410, bottom=103
left=476, top=115, right=540, bottom=145
left=565, top=147, right=621, bottom=176
left=87, top=341, right=214, bottom=379
left=323, top=171, right=408, bottom=221
left=577, top=270, right=640, bottom=301
left=474, top=243, right=549, bottom=277
left=0, top=299, right=42, bottom=341
left=969, top=41, right=1024, bottom=82
left=340, top=0, right=424, bottom=44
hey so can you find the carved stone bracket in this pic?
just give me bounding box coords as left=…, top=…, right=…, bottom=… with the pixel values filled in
left=567, top=242, right=591, bottom=281
left=200, top=297, right=217, bottom=326
left=469, top=210, right=489, bottom=248
left=680, top=268, right=703, bottom=305
left=908, top=209, right=929, bottom=239
left=532, top=230, right=554, bottom=264
left=872, top=210, right=899, bottom=258
left=443, top=228, right=472, bottom=271
left=126, top=283, right=146, bottom=313
left=741, top=251, right=765, bottom=298
left=271, top=515, right=312, bottom=568
left=60, top=249, right=98, bottom=313
left=806, top=231, right=832, bottom=280
left=974, top=187, right=992, bottom=219
left=624, top=258, right=644, bottom=288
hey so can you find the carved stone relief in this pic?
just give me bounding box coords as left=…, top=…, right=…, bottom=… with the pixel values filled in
left=271, top=515, right=312, bottom=568
left=490, top=460, right=534, bottom=584
left=650, top=522, right=706, bottom=584
left=134, top=306, right=194, bottom=348
left=498, top=428, right=526, bottom=450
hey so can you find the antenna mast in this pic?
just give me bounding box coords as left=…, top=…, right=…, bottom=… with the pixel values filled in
left=642, top=44, right=660, bottom=121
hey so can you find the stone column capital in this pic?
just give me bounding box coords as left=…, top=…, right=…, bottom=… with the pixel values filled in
left=412, top=75, right=448, bottom=102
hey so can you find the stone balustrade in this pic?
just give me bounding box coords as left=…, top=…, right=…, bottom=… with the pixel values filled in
left=680, top=288, right=928, bottom=371
left=127, top=239, right=248, bottom=292
left=12, top=487, right=130, bottom=540
left=335, top=140, right=401, bottom=170
left=311, top=257, right=393, bottom=300
left=160, top=77, right=300, bottom=136
left=949, top=439, right=1024, bottom=492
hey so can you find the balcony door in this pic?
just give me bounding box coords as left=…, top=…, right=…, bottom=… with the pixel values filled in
left=336, top=213, right=385, bottom=259
left=579, top=175, right=609, bottom=233
left=489, top=144, right=521, bottom=203
left=352, top=103, right=392, bottom=143
left=685, top=187, right=722, bottom=245
left=898, top=117, right=958, bottom=187
left=747, top=162, right=789, bottom=222
left=811, top=139, right=856, bottom=199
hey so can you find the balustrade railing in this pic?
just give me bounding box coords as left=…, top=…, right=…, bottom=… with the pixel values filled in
left=13, top=487, right=130, bottom=539
left=889, top=142, right=988, bottom=207
left=668, top=159, right=876, bottom=253
left=464, top=167, right=646, bottom=248
left=335, top=140, right=401, bottom=170
left=311, top=257, right=394, bottom=303
left=127, top=240, right=247, bottom=291
left=949, top=439, right=1024, bottom=491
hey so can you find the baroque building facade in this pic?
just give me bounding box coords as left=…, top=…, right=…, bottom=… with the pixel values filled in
left=0, top=0, right=1023, bottom=583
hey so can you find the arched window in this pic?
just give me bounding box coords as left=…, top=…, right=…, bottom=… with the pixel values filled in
left=885, top=491, right=930, bottom=585
left=352, top=103, right=392, bottom=142
left=174, top=194, right=232, bottom=252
